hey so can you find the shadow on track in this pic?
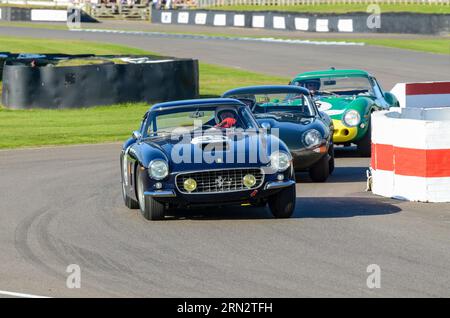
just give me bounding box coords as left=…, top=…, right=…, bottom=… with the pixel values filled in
left=296, top=166, right=368, bottom=183
left=334, top=145, right=370, bottom=158
left=293, top=196, right=401, bottom=218
left=163, top=196, right=401, bottom=221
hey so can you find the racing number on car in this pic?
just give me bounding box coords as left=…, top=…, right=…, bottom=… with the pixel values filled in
left=316, top=101, right=333, bottom=111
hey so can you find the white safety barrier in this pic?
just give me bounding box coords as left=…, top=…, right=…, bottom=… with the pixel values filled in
left=31, top=9, right=67, bottom=21
left=371, top=81, right=450, bottom=202
left=391, top=81, right=450, bottom=108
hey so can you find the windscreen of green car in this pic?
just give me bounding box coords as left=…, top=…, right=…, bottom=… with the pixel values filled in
left=296, top=76, right=375, bottom=96
left=231, top=93, right=316, bottom=118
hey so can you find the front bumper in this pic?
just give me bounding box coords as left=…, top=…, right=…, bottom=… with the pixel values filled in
left=143, top=174, right=295, bottom=206
left=290, top=143, right=328, bottom=171
left=332, top=119, right=358, bottom=143
left=264, top=180, right=296, bottom=190
left=144, top=190, right=177, bottom=198
left=146, top=180, right=294, bottom=198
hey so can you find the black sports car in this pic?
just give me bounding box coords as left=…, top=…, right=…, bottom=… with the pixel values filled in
left=223, top=85, right=334, bottom=182
left=120, top=98, right=297, bottom=220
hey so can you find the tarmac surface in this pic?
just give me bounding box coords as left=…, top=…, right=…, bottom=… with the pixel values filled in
left=0, top=25, right=449, bottom=297
left=0, top=25, right=449, bottom=89
left=0, top=144, right=449, bottom=297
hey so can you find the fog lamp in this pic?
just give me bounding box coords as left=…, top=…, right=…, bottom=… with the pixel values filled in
left=243, top=174, right=257, bottom=188
left=183, top=178, right=197, bottom=192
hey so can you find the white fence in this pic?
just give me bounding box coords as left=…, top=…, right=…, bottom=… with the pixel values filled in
left=0, top=0, right=82, bottom=7
left=196, top=0, right=450, bottom=7
left=2, top=0, right=450, bottom=7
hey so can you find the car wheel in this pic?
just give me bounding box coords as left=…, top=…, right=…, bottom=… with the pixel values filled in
left=308, top=154, right=330, bottom=182
left=328, top=144, right=335, bottom=175
left=268, top=184, right=296, bottom=218
left=136, top=168, right=165, bottom=221
left=357, top=122, right=372, bottom=157
left=122, top=179, right=139, bottom=209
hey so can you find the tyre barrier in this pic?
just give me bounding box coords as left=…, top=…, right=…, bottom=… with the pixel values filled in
left=371, top=81, right=450, bottom=202
left=1, top=54, right=199, bottom=109
left=151, top=9, right=450, bottom=34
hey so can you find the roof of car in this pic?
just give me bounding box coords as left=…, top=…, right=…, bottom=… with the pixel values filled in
left=222, top=85, right=309, bottom=97
left=149, top=98, right=243, bottom=111
left=293, top=69, right=370, bottom=80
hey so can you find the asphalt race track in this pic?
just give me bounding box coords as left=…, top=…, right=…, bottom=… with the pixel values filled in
left=1, top=144, right=450, bottom=297
left=0, top=26, right=450, bottom=89
left=1, top=26, right=450, bottom=297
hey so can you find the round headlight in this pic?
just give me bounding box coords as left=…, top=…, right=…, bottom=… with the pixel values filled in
left=183, top=178, right=197, bottom=192
left=149, top=160, right=169, bottom=180
left=343, top=110, right=361, bottom=127
left=270, top=151, right=291, bottom=172
left=303, top=129, right=322, bottom=148
left=243, top=174, right=257, bottom=188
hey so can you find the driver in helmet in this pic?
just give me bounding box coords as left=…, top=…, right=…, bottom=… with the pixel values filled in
left=302, top=79, right=321, bottom=95
left=215, top=108, right=237, bottom=129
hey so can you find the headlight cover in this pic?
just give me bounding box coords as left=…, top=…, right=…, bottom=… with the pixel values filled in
left=149, top=160, right=169, bottom=180
left=303, top=129, right=322, bottom=148
left=343, top=110, right=361, bottom=127
left=270, top=151, right=291, bottom=172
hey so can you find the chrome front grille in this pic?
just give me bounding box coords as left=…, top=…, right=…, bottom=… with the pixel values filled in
left=176, top=168, right=264, bottom=194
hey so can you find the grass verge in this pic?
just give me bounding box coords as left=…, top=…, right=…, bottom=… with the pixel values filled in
left=0, top=36, right=288, bottom=149
left=1, top=21, right=448, bottom=55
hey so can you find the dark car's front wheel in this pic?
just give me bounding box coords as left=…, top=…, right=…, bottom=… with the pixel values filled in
left=136, top=168, right=165, bottom=221
left=328, top=144, right=335, bottom=175
left=357, top=123, right=372, bottom=157
left=308, top=153, right=330, bottom=182
left=122, top=180, right=139, bottom=209
left=268, top=184, right=296, bottom=218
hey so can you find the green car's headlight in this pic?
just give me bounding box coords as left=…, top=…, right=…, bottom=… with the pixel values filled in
left=270, top=151, right=291, bottom=172
left=303, top=129, right=322, bottom=148
left=343, top=110, right=361, bottom=127
left=149, top=160, right=169, bottom=180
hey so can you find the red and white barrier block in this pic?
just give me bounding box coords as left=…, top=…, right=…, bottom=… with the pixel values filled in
left=371, top=107, right=450, bottom=202
left=390, top=81, right=450, bottom=108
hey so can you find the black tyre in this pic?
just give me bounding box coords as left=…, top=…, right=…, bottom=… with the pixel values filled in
left=136, top=168, right=165, bottom=221
left=328, top=144, right=335, bottom=175
left=121, top=156, right=139, bottom=209
left=308, top=153, right=330, bottom=182
left=357, top=123, right=372, bottom=157
left=122, top=180, right=139, bottom=209
left=268, top=184, right=296, bottom=218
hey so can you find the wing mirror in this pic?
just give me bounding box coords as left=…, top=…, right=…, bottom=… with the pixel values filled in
left=132, top=130, right=142, bottom=140
left=383, top=92, right=399, bottom=107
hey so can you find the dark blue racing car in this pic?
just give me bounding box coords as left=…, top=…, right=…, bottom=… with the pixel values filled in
left=223, top=86, right=334, bottom=182
left=120, top=98, right=297, bottom=220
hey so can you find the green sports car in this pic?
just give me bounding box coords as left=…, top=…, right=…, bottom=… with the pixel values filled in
left=291, top=69, right=399, bottom=157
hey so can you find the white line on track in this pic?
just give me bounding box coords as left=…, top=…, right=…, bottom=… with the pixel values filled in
left=70, top=28, right=365, bottom=46
left=0, top=290, right=51, bottom=298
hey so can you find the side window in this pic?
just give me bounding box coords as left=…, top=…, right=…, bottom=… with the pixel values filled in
left=374, top=78, right=385, bottom=95
left=370, top=77, right=384, bottom=99
left=140, top=112, right=148, bottom=133
left=144, top=114, right=155, bottom=137
left=240, top=108, right=256, bottom=129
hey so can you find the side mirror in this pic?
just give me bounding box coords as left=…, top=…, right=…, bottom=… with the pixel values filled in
left=260, top=122, right=271, bottom=133
left=383, top=92, right=399, bottom=107
left=132, top=130, right=142, bottom=140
